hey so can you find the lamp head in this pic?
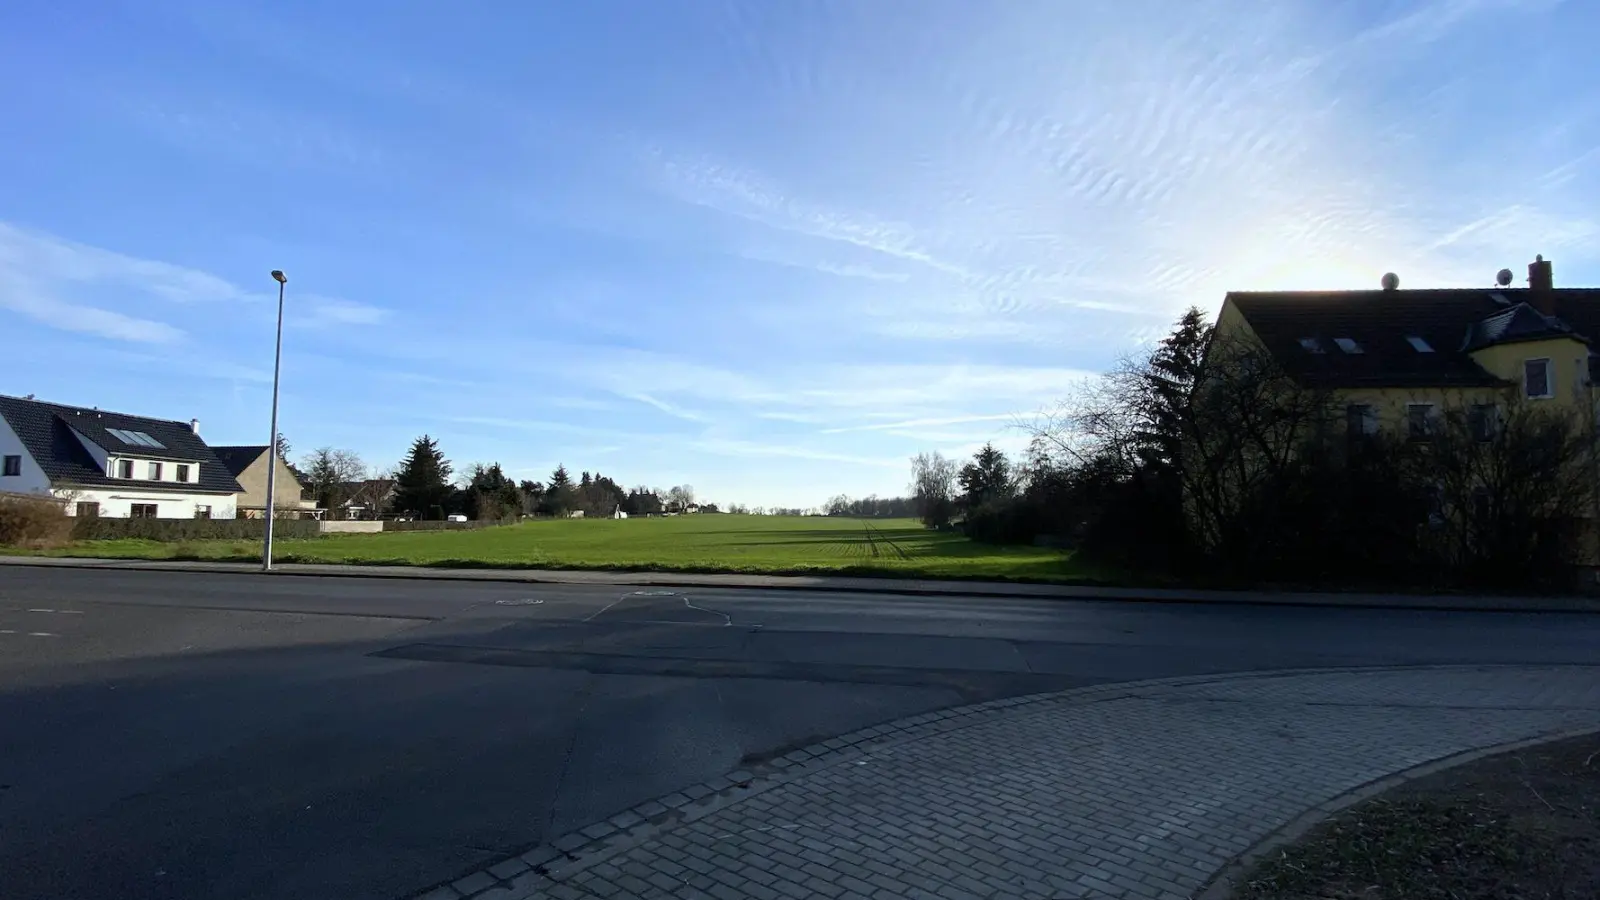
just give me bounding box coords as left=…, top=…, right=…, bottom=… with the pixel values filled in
left=270, top=270, right=287, bottom=284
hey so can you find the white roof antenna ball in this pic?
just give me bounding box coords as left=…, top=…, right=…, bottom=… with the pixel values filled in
left=1496, top=268, right=1514, bottom=287
left=1381, top=272, right=1400, bottom=291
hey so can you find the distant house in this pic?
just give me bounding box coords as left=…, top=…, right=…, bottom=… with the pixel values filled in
left=211, top=445, right=320, bottom=519
left=339, top=478, right=396, bottom=520
left=567, top=509, right=585, bottom=518
left=0, top=395, right=242, bottom=519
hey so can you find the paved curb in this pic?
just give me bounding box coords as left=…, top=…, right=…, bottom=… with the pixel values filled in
left=1194, top=723, right=1600, bottom=900
left=5, top=555, right=1600, bottom=614
left=407, top=663, right=1593, bottom=900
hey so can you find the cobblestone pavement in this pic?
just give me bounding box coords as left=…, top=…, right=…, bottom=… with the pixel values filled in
left=416, top=665, right=1600, bottom=900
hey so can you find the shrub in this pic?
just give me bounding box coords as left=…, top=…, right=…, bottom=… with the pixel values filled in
left=70, top=518, right=321, bottom=542
left=0, top=494, right=75, bottom=549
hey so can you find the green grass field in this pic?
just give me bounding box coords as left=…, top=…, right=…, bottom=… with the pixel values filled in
left=35, top=515, right=1100, bottom=582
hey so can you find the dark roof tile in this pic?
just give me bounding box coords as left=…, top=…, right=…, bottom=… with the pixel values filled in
left=1228, top=287, right=1600, bottom=388
left=209, top=446, right=268, bottom=479
left=0, top=395, right=243, bottom=494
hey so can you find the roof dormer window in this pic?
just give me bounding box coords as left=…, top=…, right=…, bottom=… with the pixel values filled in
left=1406, top=336, right=1434, bottom=353
left=1299, top=337, right=1325, bottom=354
left=1333, top=337, right=1363, bottom=354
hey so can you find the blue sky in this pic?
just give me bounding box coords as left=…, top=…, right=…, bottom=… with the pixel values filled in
left=1, top=0, right=1596, bottom=508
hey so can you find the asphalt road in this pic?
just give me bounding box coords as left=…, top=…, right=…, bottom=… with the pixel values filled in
left=2, top=567, right=1599, bottom=900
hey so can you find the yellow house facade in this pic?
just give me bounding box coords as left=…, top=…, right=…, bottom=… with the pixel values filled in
left=1214, top=256, right=1600, bottom=564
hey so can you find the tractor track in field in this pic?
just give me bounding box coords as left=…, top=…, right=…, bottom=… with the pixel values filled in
left=862, top=520, right=911, bottom=561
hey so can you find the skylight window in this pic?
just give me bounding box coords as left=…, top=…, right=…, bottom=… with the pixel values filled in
left=1298, top=337, right=1325, bottom=354
left=1333, top=337, right=1363, bottom=354
left=1406, top=336, right=1434, bottom=353
left=107, top=428, right=165, bottom=449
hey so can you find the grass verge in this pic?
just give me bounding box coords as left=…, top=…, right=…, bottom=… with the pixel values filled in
left=4, top=515, right=1113, bottom=584
left=1235, top=733, right=1600, bottom=900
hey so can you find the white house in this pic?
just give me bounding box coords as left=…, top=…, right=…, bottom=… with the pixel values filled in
left=0, top=395, right=242, bottom=519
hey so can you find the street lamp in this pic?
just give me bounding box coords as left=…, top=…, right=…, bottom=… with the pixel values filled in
left=263, top=269, right=287, bottom=571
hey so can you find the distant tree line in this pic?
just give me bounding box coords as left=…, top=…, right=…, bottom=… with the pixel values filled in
left=823, top=495, right=918, bottom=517
left=910, top=307, right=1597, bottom=591
left=286, top=434, right=712, bottom=522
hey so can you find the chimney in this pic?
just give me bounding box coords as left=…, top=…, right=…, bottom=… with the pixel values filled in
left=190, top=418, right=201, bottom=435
left=1528, top=254, right=1555, bottom=316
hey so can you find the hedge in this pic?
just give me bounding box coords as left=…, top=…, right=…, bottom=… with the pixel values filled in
left=381, top=518, right=520, bottom=532
left=0, top=494, right=74, bottom=548
left=71, top=518, right=322, bottom=542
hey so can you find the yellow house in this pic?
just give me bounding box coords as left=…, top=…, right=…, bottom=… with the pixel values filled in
left=1214, top=255, right=1600, bottom=565
left=1217, top=256, right=1598, bottom=443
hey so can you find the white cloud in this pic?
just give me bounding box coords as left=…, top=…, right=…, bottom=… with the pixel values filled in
left=639, top=0, right=1595, bottom=346
left=820, top=413, right=1023, bottom=435
left=0, top=283, right=184, bottom=343
left=294, top=295, right=391, bottom=328
left=0, top=222, right=241, bottom=304
left=0, top=223, right=221, bottom=342
left=616, top=391, right=708, bottom=423
left=692, top=438, right=903, bottom=468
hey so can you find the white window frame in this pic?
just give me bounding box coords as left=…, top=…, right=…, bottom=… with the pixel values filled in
left=2, top=454, right=20, bottom=477
left=148, top=461, right=163, bottom=481
left=1524, top=358, right=1553, bottom=399
left=116, top=459, right=134, bottom=479
left=176, top=463, right=191, bottom=483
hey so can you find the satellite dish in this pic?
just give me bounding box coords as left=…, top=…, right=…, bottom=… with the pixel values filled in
left=1496, top=268, right=1513, bottom=287
left=1381, top=272, right=1400, bottom=291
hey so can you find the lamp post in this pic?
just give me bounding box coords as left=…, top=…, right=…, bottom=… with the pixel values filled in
left=263, top=270, right=287, bottom=571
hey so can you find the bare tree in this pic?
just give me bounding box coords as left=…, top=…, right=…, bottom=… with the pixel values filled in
left=909, top=451, right=958, bottom=527
left=346, top=466, right=397, bottom=520
left=302, top=448, right=369, bottom=517
left=1021, top=310, right=1339, bottom=574
left=667, top=485, right=695, bottom=512
left=1423, top=401, right=1593, bottom=586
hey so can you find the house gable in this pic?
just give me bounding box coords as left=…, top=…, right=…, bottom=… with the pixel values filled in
left=212, top=445, right=315, bottom=511
left=0, top=409, right=51, bottom=494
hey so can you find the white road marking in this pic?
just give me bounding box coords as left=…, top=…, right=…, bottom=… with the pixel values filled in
left=682, top=596, right=733, bottom=627
left=0, top=629, right=14, bottom=635
left=27, top=608, right=81, bottom=614
left=28, top=632, right=56, bottom=637
left=494, top=598, right=544, bottom=606
left=28, top=608, right=53, bottom=613
left=583, top=595, right=628, bottom=622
